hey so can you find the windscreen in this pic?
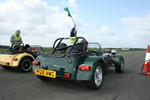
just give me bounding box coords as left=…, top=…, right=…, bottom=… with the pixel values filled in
left=87, top=43, right=102, bottom=52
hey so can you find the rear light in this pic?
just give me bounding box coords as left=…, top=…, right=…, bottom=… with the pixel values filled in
left=64, top=73, right=71, bottom=78
left=12, top=58, right=18, bottom=61
left=6, top=62, right=10, bottom=65
left=78, top=66, right=90, bottom=71
left=31, top=48, right=38, bottom=52
left=32, top=61, right=40, bottom=66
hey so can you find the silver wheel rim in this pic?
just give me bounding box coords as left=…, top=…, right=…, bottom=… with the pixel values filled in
left=120, top=59, right=124, bottom=71
left=94, top=66, right=103, bottom=87
left=22, top=60, right=31, bottom=71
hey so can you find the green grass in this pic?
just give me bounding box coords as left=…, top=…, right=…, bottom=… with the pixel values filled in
left=118, top=49, right=145, bottom=53
left=102, top=48, right=145, bottom=53
left=0, top=48, right=7, bottom=53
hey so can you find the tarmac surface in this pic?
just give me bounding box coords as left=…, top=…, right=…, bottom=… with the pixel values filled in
left=0, top=51, right=150, bottom=100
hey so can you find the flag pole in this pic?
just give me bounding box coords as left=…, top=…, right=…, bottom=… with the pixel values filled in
left=64, top=7, right=76, bottom=26
left=71, top=16, right=76, bottom=26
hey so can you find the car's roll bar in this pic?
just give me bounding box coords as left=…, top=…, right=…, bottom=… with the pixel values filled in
left=52, top=37, right=88, bottom=54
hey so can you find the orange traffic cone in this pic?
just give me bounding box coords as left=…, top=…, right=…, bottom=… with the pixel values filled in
left=141, top=45, right=150, bottom=76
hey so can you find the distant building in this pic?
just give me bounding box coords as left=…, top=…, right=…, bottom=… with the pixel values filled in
left=122, top=48, right=130, bottom=50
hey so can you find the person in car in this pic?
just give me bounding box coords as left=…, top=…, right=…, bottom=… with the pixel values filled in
left=69, top=25, right=87, bottom=53
left=70, top=25, right=77, bottom=44
left=10, top=30, right=23, bottom=46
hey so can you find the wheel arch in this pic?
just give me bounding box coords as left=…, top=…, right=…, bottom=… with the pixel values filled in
left=94, top=57, right=106, bottom=73
left=15, top=53, right=35, bottom=66
left=76, top=57, right=106, bottom=81
left=20, top=56, right=34, bottom=62
left=95, top=58, right=105, bottom=67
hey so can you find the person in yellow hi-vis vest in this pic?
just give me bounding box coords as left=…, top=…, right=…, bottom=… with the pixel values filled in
left=70, top=25, right=77, bottom=44
left=10, top=30, right=23, bottom=46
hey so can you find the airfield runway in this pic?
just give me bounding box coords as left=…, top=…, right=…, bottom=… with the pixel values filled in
left=0, top=51, right=150, bottom=100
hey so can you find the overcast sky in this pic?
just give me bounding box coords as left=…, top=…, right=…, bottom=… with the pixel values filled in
left=0, top=0, right=150, bottom=48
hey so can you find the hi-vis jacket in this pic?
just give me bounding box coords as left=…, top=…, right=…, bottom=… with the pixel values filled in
left=10, top=34, right=23, bottom=45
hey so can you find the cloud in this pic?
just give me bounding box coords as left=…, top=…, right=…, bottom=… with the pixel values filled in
left=67, top=0, right=78, bottom=8
left=121, top=14, right=150, bottom=47
left=99, top=25, right=112, bottom=34
left=2, top=0, right=148, bottom=48
left=89, top=14, right=150, bottom=48
left=62, top=0, right=79, bottom=11
left=81, top=25, right=120, bottom=48
left=0, top=0, right=77, bottom=46
left=97, top=26, right=119, bottom=47
left=0, top=0, right=92, bottom=48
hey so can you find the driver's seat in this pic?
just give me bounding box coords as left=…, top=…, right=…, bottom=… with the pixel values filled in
left=56, top=43, right=68, bottom=51
left=67, top=43, right=85, bottom=54
left=8, top=45, right=21, bottom=53
left=9, top=44, right=31, bottom=53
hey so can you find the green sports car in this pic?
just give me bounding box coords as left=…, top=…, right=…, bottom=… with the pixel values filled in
left=32, top=37, right=124, bottom=89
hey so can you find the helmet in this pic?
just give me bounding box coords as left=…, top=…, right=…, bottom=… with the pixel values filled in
left=15, top=30, right=20, bottom=34
left=111, top=49, right=117, bottom=55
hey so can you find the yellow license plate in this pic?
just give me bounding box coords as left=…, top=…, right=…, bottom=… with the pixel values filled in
left=35, top=69, right=56, bottom=78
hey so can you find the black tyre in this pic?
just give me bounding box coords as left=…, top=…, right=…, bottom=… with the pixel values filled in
left=36, top=75, right=51, bottom=81
left=19, top=57, right=33, bottom=72
left=115, top=58, right=124, bottom=73
left=87, top=65, right=104, bottom=90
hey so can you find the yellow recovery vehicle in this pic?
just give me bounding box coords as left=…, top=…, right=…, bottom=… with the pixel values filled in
left=0, top=44, right=43, bottom=72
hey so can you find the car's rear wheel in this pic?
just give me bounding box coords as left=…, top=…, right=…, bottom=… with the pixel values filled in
left=87, top=65, right=103, bottom=90
left=115, top=58, right=124, bottom=73
left=19, top=57, right=33, bottom=72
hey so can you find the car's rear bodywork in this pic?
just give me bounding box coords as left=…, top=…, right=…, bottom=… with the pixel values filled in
left=0, top=52, right=34, bottom=67
left=0, top=45, right=43, bottom=71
